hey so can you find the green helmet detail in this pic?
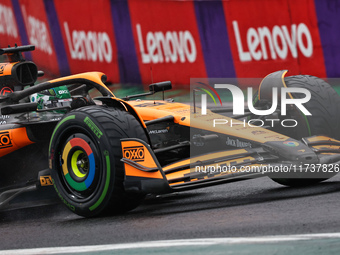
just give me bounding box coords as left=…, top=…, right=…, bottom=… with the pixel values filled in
left=30, top=85, right=72, bottom=112
left=52, top=86, right=71, bottom=99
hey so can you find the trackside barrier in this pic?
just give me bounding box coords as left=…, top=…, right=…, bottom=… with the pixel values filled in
left=0, top=0, right=337, bottom=86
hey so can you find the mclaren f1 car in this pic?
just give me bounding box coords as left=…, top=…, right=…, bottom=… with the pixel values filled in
left=1, top=45, right=340, bottom=217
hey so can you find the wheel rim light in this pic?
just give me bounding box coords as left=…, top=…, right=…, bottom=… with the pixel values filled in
left=62, top=138, right=95, bottom=191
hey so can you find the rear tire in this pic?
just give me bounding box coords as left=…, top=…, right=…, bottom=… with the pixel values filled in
left=49, top=105, right=147, bottom=217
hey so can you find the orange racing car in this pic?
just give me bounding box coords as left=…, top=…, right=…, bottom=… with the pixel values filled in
left=1, top=45, right=340, bottom=217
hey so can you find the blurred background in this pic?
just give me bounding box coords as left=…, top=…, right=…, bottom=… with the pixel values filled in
left=0, top=0, right=338, bottom=91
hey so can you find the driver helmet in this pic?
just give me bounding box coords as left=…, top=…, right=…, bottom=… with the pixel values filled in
left=30, top=85, right=72, bottom=110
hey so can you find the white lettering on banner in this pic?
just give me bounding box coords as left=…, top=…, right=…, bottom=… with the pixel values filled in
left=136, top=24, right=197, bottom=64
left=21, top=6, right=52, bottom=55
left=0, top=4, right=18, bottom=38
left=64, top=22, right=112, bottom=63
left=232, top=21, right=313, bottom=62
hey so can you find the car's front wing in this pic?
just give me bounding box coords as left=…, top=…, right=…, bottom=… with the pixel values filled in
left=121, top=136, right=340, bottom=194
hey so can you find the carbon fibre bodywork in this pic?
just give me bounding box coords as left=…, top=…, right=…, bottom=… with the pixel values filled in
left=122, top=98, right=340, bottom=194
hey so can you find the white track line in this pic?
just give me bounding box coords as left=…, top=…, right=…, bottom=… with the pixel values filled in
left=2, top=233, right=340, bottom=255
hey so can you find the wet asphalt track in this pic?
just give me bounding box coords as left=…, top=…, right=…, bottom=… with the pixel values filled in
left=1, top=173, right=340, bottom=252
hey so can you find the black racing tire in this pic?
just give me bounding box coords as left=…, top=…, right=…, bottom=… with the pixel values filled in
left=49, top=105, right=148, bottom=217
left=270, top=75, right=340, bottom=187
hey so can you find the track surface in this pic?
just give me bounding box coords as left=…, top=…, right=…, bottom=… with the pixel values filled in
left=1, top=174, right=340, bottom=251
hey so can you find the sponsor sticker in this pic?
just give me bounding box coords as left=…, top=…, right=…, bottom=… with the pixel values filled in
left=84, top=117, right=103, bottom=139
left=40, top=175, right=53, bottom=186
left=0, top=64, right=5, bottom=74
left=0, top=131, right=12, bottom=149
left=226, top=137, right=252, bottom=148
left=123, top=146, right=145, bottom=162
left=283, top=141, right=299, bottom=147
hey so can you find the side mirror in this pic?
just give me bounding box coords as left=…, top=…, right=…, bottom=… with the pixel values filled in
left=149, top=81, right=172, bottom=92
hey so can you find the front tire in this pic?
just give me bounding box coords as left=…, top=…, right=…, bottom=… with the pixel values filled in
left=271, top=75, right=340, bottom=186
left=49, top=106, right=147, bottom=217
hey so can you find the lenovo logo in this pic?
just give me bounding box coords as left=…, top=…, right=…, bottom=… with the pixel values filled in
left=64, top=22, right=113, bottom=63
left=233, top=20, right=313, bottom=62
left=136, top=24, right=197, bottom=64
left=21, top=6, right=53, bottom=55
left=0, top=4, right=18, bottom=38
